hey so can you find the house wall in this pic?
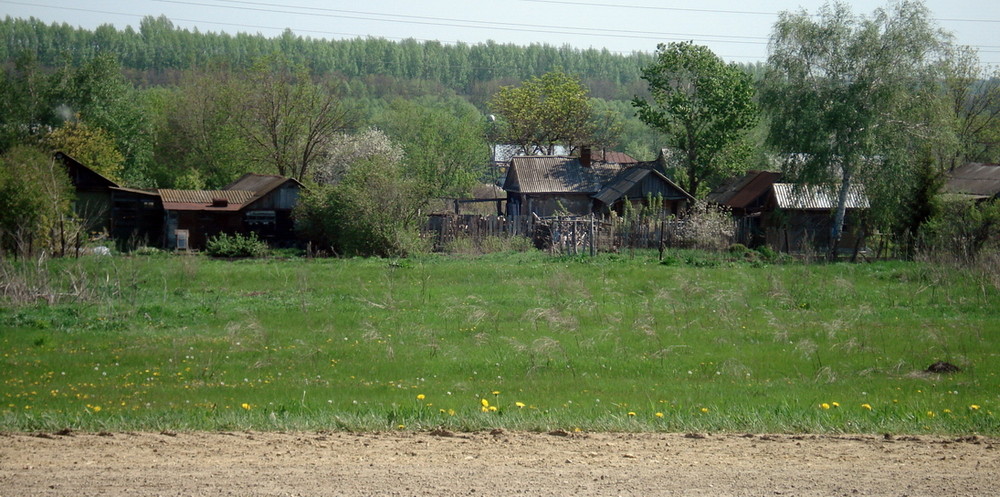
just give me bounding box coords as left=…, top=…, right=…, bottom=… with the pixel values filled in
left=508, top=193, right=593, bottom=217
left=110, top=191, right=163, bottom=249
left=764, top=210, right=866, bottom=254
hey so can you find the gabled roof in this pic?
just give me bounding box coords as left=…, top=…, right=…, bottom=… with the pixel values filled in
left=707, top=171, right=783, bottom=209
left=55, top=151, right=120, bottom=190
left=594, top=150, right=638, bottom=164
left=592, top=165, right=693, bottom=205
left=944, top=163, right=1000, bottom=197
left=502, top=156, right=625, bottom=194
left=772, top=183, right=870, bottom=210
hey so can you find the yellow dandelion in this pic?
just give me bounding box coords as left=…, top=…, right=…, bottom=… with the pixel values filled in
left=481, top=406, right=489, bottom=413
left=481, top=399, right=489, bottom=408
left=627, top=411, right=636, bottom=417
left=820, top=403, right=830, bottom=410
left=926, top=411, right=936, bottom=418
left=92, top=405, right=102, bottom=413
left=970, top=404, right=981, bottom=411
left=655, top=412, right=664, bottom=418
left=416, top=394, right=425, bottom=400
left=861, top=403, right=872, bottom=411
left=397, top=424, right=405, bottom=429
left=489, top=405, right=498, bottom=412
left=241, top=403, right=251, bottom=410
left=515, top=402, right=526, bottom=408
left=700, top=407, right=710, bottom=414
left=831, top=402, right=840, bottom=408
left=447, top=409, right=456, bottom=416
left=492, top=391, right=500, bottom=395
left=943, top=409, right=952, bottom=414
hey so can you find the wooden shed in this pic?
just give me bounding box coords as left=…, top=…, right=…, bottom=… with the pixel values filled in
left=55, top=152, right=119, bottom=233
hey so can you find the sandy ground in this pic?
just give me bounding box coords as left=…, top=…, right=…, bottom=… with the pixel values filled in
left=0, top=430, right=996, bottom=496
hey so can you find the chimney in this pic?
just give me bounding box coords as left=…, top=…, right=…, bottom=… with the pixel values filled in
left=580, top=145, right=592, bottom=168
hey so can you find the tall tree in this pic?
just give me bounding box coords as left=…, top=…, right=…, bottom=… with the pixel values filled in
left=372, top=96, right=489, bottom=198
left=761, top=0, right=949, bottom=259
left=237, top=56, right=356, bottom=181
left=488, top=71, right=595, bottom=156
left=632, top=42, right=758, bottom=197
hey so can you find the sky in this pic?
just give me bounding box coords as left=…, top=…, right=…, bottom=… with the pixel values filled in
left=2, top=0, right=999, bottom=64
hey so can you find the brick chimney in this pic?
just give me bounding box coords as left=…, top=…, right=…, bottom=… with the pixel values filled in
left=580, top=145, right=592, bottom=168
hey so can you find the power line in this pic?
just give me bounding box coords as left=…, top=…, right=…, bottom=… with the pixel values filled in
left=516, top=0, right=1000, bottom=23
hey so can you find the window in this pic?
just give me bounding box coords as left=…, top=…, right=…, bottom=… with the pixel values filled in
left=245, top=210, right=276, bottom=225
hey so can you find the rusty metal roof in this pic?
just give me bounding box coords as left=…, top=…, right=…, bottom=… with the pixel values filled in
left=502, top=156, right=625, bottom=194
left=158, top=189, right=256, bottom=211
left=772, top=183, right=869, bottom=210
left=707, top=171, right=783, bottom=208
left=944, top=163, right=1000, bottom=197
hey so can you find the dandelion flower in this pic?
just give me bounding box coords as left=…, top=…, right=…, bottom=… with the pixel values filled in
left=627, top=411, right=636, bottom=417
left=489, top=405, right=498, bottom=412
left=492, top=391, right=500, bottom=395
left=970, top=404, right=981, bottom=411
left=831, top=402, right=840, bottom=408
left=927, top=411, right=936, bottom=418
left=655, top=412, right=664, bottom=418
left=515, top=402, right=526, bottom=408
left=820, top=403, right=830, bottom=410
left=481, top=399, right=489, bottom=408
left=241, top=403, right=251, bottom=410
left=861, top=403, right=872, bottom=411
left=416, top=394, right=425, bottom=400
left=700, top=407, right=710, bottom=414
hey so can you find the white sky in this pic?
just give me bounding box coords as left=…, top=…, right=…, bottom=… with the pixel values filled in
left=2, top=0, right=999, bottom=64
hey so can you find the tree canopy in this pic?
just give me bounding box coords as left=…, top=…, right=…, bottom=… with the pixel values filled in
left=488, top=71, right=597, bottom=156
left=761, top=0, right=951, bottom=258
left=633, top=42, right=758, bottom=197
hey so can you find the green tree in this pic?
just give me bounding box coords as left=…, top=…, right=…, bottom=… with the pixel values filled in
left=372, top=96, right=489, bottom=197
left=297, top=129, right=426, bottom=257
left=43, top=119, right=124, bottom=182
left=489, top=71, right=595, bottom=155
left=237, top=56, right=356, bottom=181
left=632, top=42, right=758, bottom=196
left=0, top=145, right=76, bottom=256
left=760, top=1, right=949, bottom=259
left=152, top=69, right=251, bottom=188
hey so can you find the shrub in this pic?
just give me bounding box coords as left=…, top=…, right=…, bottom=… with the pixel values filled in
left=205, top=232, right=269, bottom=258
left=919, top=199, right=1000, bottom=264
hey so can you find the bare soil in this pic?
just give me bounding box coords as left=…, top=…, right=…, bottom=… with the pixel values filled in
left=1, top=430, right=996, bottom=496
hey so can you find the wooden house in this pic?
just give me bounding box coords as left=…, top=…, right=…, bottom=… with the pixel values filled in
left=943, top=163, right=1000, bottom=201
left=160, top=174, right=303, bottom=249
left=502, top=147, right=692, bottom=217
left=764, top=183, right=870, bottom=254
left=55, top=152, right=119, bottom=233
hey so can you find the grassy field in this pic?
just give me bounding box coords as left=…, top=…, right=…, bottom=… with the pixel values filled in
left=1, top=250, right=997, bottom=434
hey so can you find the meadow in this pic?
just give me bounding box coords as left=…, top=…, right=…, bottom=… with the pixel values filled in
left=1, top=250, right=997, bottom=435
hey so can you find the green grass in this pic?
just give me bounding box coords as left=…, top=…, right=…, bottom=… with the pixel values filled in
left=1, top=250, right=997, bottom=435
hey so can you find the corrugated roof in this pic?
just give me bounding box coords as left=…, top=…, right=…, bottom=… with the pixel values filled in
left=595, top=150, right=638, bottom=164
left=944, top=163, right=1000, bottom=197
left=772, top=183, right=869, bottom=210
left=158, top=189, right=256, bottom=211
left=502, top=156, right=624, bottom=194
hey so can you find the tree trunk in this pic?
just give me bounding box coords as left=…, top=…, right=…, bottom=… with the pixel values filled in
left=828, top=171, right=852, bottom=261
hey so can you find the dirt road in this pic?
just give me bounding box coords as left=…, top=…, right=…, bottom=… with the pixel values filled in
left=1, top=430, right=995, bottom=496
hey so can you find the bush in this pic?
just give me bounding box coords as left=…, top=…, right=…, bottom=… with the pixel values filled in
left=205, top=232, right=269, bottom=258
left=919, top=199, right=1000, bottom=263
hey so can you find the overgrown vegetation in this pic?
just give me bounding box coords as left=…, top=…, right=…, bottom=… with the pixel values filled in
left=204, top=232, right=270, bottom=258
left=1, top=253, right=996, bottom=434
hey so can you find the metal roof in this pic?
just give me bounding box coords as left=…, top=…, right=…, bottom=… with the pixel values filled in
left=772, top=183, right=870, bottom=210
left=707, top=171, right=782, bottom=208
left=944, top=163, right=1000, bottom=197
left=502, top=156, right=624, bottom=194
left=157, top=189, right=256, bottom=211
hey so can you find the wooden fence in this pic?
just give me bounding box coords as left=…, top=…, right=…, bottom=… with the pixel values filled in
left=424, top=213, right=737, bottom=255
